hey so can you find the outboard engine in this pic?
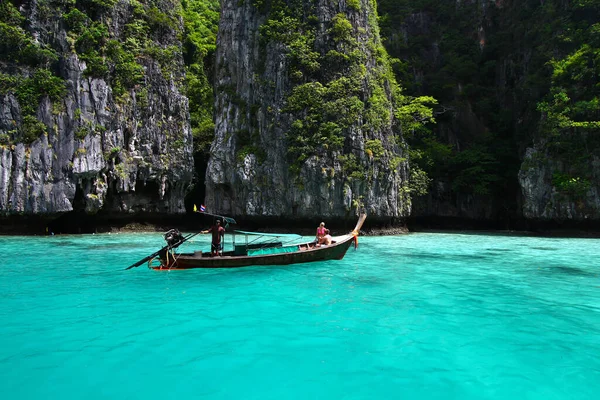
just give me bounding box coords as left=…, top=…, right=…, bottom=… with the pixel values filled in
left=164, top=229, right=184, bottom=247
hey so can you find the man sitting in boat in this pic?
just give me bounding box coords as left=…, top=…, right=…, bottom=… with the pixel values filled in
left=315, top=221, right=332, bottom=247
left=201, top=219, right=225, bottom=256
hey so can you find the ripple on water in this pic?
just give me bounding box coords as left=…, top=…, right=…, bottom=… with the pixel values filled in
left=544, top=265, right=597, bottom=277
left=0, top=233, right=599, bottom=399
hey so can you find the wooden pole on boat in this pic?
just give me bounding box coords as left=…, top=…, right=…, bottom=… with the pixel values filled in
left=351, top=213, right=367, bottom=235
left=350, top=213, right=367, bottom=249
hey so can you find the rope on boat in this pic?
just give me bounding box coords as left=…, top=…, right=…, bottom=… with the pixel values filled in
left=169, top=251, right=182, bottom=269
left=147, top=256, right=156, bottom=269
left=156, top=250, right=182, bottom=270
left=148, top=250, right=175, bottom=270
left=164, top=250, right=173, bottom=270
left=351, top=229, right=359, bottom=249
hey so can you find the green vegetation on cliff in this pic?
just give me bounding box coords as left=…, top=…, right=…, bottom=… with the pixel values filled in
left=0, top=1, right=65, bottom=145
left=0, top=0, right=187, bottom=147
left=181, top=0, right=220, bottom=155
left=535, top=0, right=600, bottom=198
left=256, top=0, right=435, bottom=195
left=378, top=0, right=599, bottom=213
left=66, top=0, right=182, bottom=95
left=3, top=0, right=597, bottom=220
left=378, top=0, right=518, bottom=199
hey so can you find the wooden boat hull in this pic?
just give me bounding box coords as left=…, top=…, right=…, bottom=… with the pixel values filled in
left=154, top=234, right=357, bottom=270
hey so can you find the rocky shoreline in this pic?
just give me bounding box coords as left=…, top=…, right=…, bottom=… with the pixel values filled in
left=1, top=213, right=599, bottom=238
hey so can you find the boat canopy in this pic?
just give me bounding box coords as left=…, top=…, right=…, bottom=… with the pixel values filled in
left=248, top=246, right=300, bottom=256
left=233, top=230, right=303, bottom=239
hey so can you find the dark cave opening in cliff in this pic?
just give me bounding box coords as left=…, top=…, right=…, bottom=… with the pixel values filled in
left=47, top=183, right=96, bottom=234
left=184, top=153, right=208, bottom=213
left=133, top=179, right=160, bottom=210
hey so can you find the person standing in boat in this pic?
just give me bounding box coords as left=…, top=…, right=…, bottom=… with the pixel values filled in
left=201, top=219, right=225, bottom=256
left=315, top=221, right=332, bottom=246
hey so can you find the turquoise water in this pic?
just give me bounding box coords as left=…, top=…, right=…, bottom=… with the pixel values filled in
left=1, top=232, right=599, bottom=399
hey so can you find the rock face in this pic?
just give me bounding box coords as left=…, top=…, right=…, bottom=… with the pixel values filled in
left=0, top=1, right=193, bottom=223
left=206, top=0, right=410, bottom=222
left=519, top=146, right=600, bottom=221
left=377, top=0, right=600, bottom=228
left=378, top=0, right=508, bottom=225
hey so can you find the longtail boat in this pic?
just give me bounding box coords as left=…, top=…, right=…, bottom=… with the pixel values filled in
left=126, top=213, right=366, bottom=270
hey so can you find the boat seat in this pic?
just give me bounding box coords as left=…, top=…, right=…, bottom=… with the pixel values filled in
left=233, top=245, right=248, bottom=256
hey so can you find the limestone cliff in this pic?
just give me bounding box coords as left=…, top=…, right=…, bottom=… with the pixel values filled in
left=0, top=0, right=193, bottom=225
left=378, top=0, right=600, bottom=229
left=206, top=0, right=410, bottom=222
left=519, top=145, right=600, bottom=222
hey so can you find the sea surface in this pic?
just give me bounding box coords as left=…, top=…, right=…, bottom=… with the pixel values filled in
left=0, top=232, right=599, bottom=399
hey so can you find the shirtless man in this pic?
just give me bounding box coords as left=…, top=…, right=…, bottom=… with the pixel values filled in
left=201, top=219, right=225, bottom=256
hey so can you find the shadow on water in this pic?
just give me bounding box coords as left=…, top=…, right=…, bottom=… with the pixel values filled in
left=484, top=248, right=514, bottom=253
left=47, top=240, right=142, bottom=248
left=481, top=250, right=513, bottom=257
left=339, top=275, right=388, bottom=287
left=405, top=251, right=491, bottom=262
left=529, top=246, right=560, bottom=251
left=53, top=241, right=78, bottom=247
left=542, top=265, right=597, bottom=277
left=84, top=242, right=155, bottom=250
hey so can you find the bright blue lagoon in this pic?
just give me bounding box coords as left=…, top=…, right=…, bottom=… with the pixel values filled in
left=1, top=232, right=599, bottom=399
